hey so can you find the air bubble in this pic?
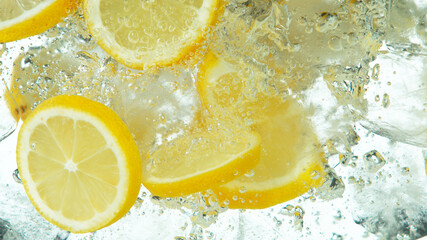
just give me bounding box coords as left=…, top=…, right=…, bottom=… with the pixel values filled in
left=305, top=27, right=313, bottom=34
left=244, top=169, right=254, bottom=178
left=328, top=36, right=343, bottom=51
left=315, top=12, right=338, bottom=32
left=382, top=93, right=390, bottom=108
left=13, top=169, right=22, bottom=184
left=158, top=114, right=166, bottom=124
left=400, top=167, right=410, bottom=174
left=238, top=186, right=247, bottom=193
left=279, top=204, right=294, bottom=215
left=371, top=63, right=380, bottom=81
left=128, top=31, right=140, bottom=44
left=331, top=233, right=343, bottom=240
left=273, top=217, right=282, bottom=227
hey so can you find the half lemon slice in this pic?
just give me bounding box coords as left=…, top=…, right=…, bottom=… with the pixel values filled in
left=16, top=95, right=142, bottom=233
left=143, top=116, right=261, bottom=197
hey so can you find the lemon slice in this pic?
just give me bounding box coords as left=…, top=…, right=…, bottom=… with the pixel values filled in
left=212, top=100, right=326, bottom=209
left=198, top=52, right=326, bottom=209
left=16, top=95, right=142, bottom=233
left=83, top=0, right=220, bottom=69
left=0, top=0, right=81, bottom=43
left=143, top=117, right=261, bottom=197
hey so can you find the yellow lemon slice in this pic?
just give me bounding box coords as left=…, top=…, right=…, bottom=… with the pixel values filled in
left=0, top=0, right=81, bottom=43
left=213, top=100, right=326, bottom=209
left=198, top=52, right=326, bottom=209
left=143, top=116, right=261, bottom=197
left=16, top=95, right=142, bottom=233
left=83, top=0, right=220, bottom=69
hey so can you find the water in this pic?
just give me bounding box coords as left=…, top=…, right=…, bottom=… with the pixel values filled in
left=0, top=0, right=427, bottom=239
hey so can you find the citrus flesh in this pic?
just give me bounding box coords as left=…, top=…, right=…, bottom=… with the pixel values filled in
left=143, top=116, right=261, bottom=197
left=16, top=95, right=142, bottom=233
left=0, top=0, right=80, bottom=43
left=197, top=52, right=326, bottom=209
left=83, top=0, right=220, bottom=69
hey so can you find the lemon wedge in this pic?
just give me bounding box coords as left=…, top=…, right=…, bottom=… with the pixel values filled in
left=16, top=95, right=142, bottom=233
left=0, top=0, right=80, bottom=43
left=143, top=116, right=261, bottom=197
left=83, top=0, right=220, bottom=69
left=198, top=52, right=326, bottom=209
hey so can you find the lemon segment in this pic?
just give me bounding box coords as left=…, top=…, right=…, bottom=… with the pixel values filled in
left=198, top=52, right=326, bottom=209
left=16, top=95, right=142, bottom=233
left=83, top=0, right=220, bottom=69
left=0, top=0, right=81, bottom=43
left=142, top=118, right=261, bottom=197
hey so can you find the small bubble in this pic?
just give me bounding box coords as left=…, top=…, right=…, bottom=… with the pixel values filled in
left=294, top=206, right=305, bottom=218
left=334, top=210, right=342, bottom=220
left=382, top=93, right=390, bottom=108
left=232, top=195, right=238, bottom=201
left=134, top=197, right=144, bottom=208
left=315, top=12, right=338, bottom=32
left=128, top=31, right=139, bottom=44
left=273, top=217, right=282, bottom=227
left=238, top=186, right=247, bottom=193
left=328, top=36, right=343, bottom=51
left=305, top=27, right=313, bottom=34
left=375, top=95, right=380, bottom=102
left=331, top=233, right=343, bottom=240
left=401, top=167, right=410, bottom=174
left=13, top=169, right=22, bottom=184
left=279, top=204, right=294, bottom=215
left=168, top=25, right=176, bottom=32
left=158, top=114, right=166, bottom=124
left=371, top=63, right=380, bottom=81
left=297, top=16, right=307, bottom=26
left=244, top=169, right=254, bottom=178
